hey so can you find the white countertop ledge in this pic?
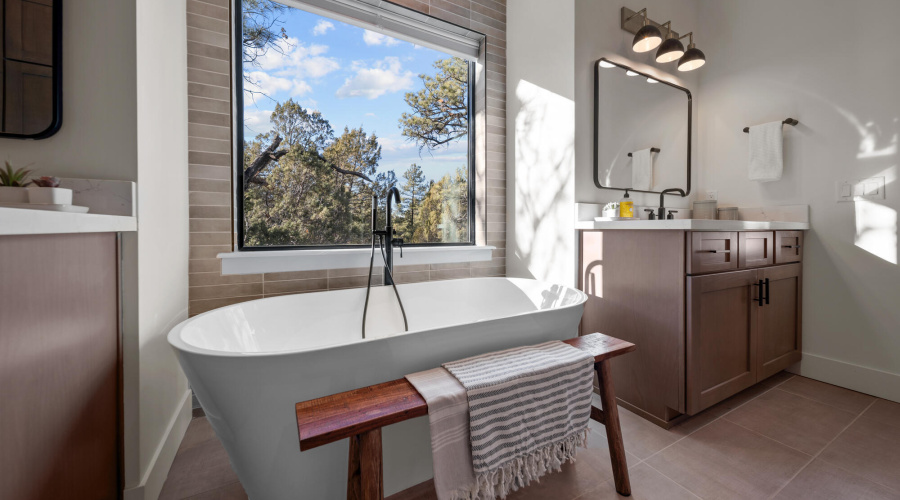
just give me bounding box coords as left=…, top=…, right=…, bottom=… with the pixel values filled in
left=575, top=219, right=810, bottom=231
left=219, top=245, right=495, bottom=275
left=0, top=207, right=137, bottom=235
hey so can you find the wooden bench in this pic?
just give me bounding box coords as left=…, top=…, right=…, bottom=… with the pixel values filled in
left=295, top=333, right=636, bottom=499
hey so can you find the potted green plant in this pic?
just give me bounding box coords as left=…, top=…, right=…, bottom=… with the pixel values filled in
left=27, top=176, right=72, bottom=205
left=0, top=162, right=33, bottom=203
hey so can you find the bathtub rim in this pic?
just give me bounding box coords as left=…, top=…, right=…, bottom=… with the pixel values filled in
left=168, top=277, right=588, bottom=359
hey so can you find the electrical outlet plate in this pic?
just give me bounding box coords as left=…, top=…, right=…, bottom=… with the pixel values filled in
left=836, top=177, right=885, bottom=202
left=706, top=190, right=718, bottom=201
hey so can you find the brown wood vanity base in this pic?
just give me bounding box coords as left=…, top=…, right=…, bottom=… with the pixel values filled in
left=296, top=333, right=636, bottom=499
left=580, top=229, right=805, bottom=427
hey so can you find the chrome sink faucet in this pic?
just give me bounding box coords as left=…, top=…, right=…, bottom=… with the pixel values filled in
left=658, top=188, right=686, bottom=220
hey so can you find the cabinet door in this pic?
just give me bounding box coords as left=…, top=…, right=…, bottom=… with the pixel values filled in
left=757, top=264, right=802, bottom=379
left=739, top=231, right=774, bottom=268
left=687, top=269, right=760, bottom=414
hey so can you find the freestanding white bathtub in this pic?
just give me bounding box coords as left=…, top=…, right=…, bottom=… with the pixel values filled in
left=168, top=277, right=587, bottom=499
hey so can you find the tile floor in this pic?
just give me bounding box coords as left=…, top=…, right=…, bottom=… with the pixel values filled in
left=160, top=373, right=900, bottom=499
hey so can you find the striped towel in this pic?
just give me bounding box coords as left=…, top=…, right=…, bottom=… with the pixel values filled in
left=407, top=341, right=595, bottom=499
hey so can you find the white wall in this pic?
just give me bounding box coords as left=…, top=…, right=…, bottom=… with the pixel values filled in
left=506, top=0, right=577, bottom=286
left=574, top=0, right=700, bottom=211
left=131, top=1, right=192, bottom=499
left=0, top=0, right=137, bottom=181
left=696, top=0, right=900, bottom=400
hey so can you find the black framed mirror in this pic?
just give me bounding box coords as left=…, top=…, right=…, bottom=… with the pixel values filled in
left=593, top=58, right=691, bottom=195
left=0, top=0, right=62, bottom=139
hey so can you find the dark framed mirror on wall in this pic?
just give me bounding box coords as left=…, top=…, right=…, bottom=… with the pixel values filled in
left=1, top=0, right=62, bottom=139
left=593, top=58, right=691, bottom=195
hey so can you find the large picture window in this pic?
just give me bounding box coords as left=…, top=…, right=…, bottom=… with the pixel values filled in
left=236, top=0, right=476, bottom=249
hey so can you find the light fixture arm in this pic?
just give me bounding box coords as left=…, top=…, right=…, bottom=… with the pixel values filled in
left=677, top=32, right=694, bottom=45
left=659, top=21, right=673, bottom=38
left=625, top=7, right=648, bottom=24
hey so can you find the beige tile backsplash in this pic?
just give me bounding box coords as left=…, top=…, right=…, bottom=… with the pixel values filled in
left=187, top=0, right=507, bottom=316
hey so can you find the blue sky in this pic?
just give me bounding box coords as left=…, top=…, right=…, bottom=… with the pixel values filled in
left=242, top=6, right=469, bottom=182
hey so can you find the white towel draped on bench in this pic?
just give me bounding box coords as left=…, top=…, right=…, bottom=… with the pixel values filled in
left=407, top=341, right=595, bottom=500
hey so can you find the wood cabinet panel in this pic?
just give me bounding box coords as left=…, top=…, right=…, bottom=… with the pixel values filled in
left=688, top=232, right=738, bottom=274
left=4, top=0, right=53, bottom=65
left=0, top=233, right=120, bottom=500
left=687, top=269, right=759, bottom=414
left=739, top=231, right=774, bottom=268
left=579, top=230, right=686, bottom=423
left=758, top=264, right=802, bottom=379
left=775, top=231, right=803, bottom=264
left=3, top=60, right=53, bottom=135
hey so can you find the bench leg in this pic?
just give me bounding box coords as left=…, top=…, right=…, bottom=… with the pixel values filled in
left=347, top=428, right=383, bottom=500
left=596, top=359, right=632, bottom=496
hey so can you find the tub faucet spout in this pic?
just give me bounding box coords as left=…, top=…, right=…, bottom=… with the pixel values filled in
left=363, top=190, right=409, bottom=338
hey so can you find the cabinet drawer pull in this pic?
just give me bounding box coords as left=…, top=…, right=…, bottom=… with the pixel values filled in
left=702, top=249, right=730, bottom=253
left=781, top=245, right=800, bottom=249
left=754, top=280, right=764, bottom=306
left=764, top=277, right=770, bottom=305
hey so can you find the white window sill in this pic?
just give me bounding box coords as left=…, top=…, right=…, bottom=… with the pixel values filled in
left=218, top=245, right=495, bottom=275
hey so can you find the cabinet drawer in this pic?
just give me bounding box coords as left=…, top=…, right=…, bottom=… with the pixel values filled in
left=739, top=232, right=774, bottom=268
left=688, top=232, right=738, bottom=274
left=775, top=231, right=803, bottom=264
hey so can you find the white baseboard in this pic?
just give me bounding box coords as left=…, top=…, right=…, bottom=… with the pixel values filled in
left=123, top=390, right=193, bottom=500
left=791, top=353, right=900, bottom=404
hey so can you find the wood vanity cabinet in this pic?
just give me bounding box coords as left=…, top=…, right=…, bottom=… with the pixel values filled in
left=0, top=233, right=121, bottom=500
left=580, top=229, right=804, bottom=427
left=686, top=263, right=801, bottom=414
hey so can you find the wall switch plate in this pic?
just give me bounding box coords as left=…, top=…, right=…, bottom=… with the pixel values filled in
left=836, top=177, right=885, bottom=202
left=705, top=190, right=718, bottom=201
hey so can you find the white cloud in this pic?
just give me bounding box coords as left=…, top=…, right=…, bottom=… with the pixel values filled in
left=365, top=112, right=377, bottom=117
left=363, top=30, right=400, bottom=46
left=378, top=135, right=417, bottom=153
left=335, top=57, right=415, bottom=99
left=251, top=37, right=340, bottom=79
left=243, top=108, right=274, bottom=135
left=312, top=20, right=334, bottom=36
left=243, top=70, right=312, bottom=100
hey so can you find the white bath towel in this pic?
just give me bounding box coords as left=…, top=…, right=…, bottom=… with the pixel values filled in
left=749, top=121, right=784, bottom=182
left=631, top=148, right=653, bottom=191
left=406, top=367, right=479, bottom=500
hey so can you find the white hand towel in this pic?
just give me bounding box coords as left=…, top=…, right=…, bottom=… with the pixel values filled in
left=749, top=121, right=784, bottom=182
left=631, top=148, right=653, bottom=191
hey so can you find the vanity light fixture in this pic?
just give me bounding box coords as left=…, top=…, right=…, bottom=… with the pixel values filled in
left=646, top=77, right=658, bottom=83
left=626, top=70, right=639, bottom=76
left=627, top=8, right=662, bottom=52
left=655, top=22, right=685, bottom=63
left=621, top=6, right=705, bottom=71
left=599, top=60, right=616, bottom=68
left=677, top=32, right=706, bottom=71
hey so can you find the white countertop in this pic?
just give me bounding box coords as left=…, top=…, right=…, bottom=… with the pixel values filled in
left=0, top=207, right=137, bottom=235
left=576, top=219, right=810, bottom=231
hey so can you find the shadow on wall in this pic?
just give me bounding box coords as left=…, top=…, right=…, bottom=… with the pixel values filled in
left=510, top=79, right=575, bottom=282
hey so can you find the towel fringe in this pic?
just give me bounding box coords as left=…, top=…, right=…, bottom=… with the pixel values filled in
left=447, top=429, right=589, bottom=500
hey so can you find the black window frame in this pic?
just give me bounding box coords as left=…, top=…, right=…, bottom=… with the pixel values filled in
left=232, top=0, right=478, bottom=251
